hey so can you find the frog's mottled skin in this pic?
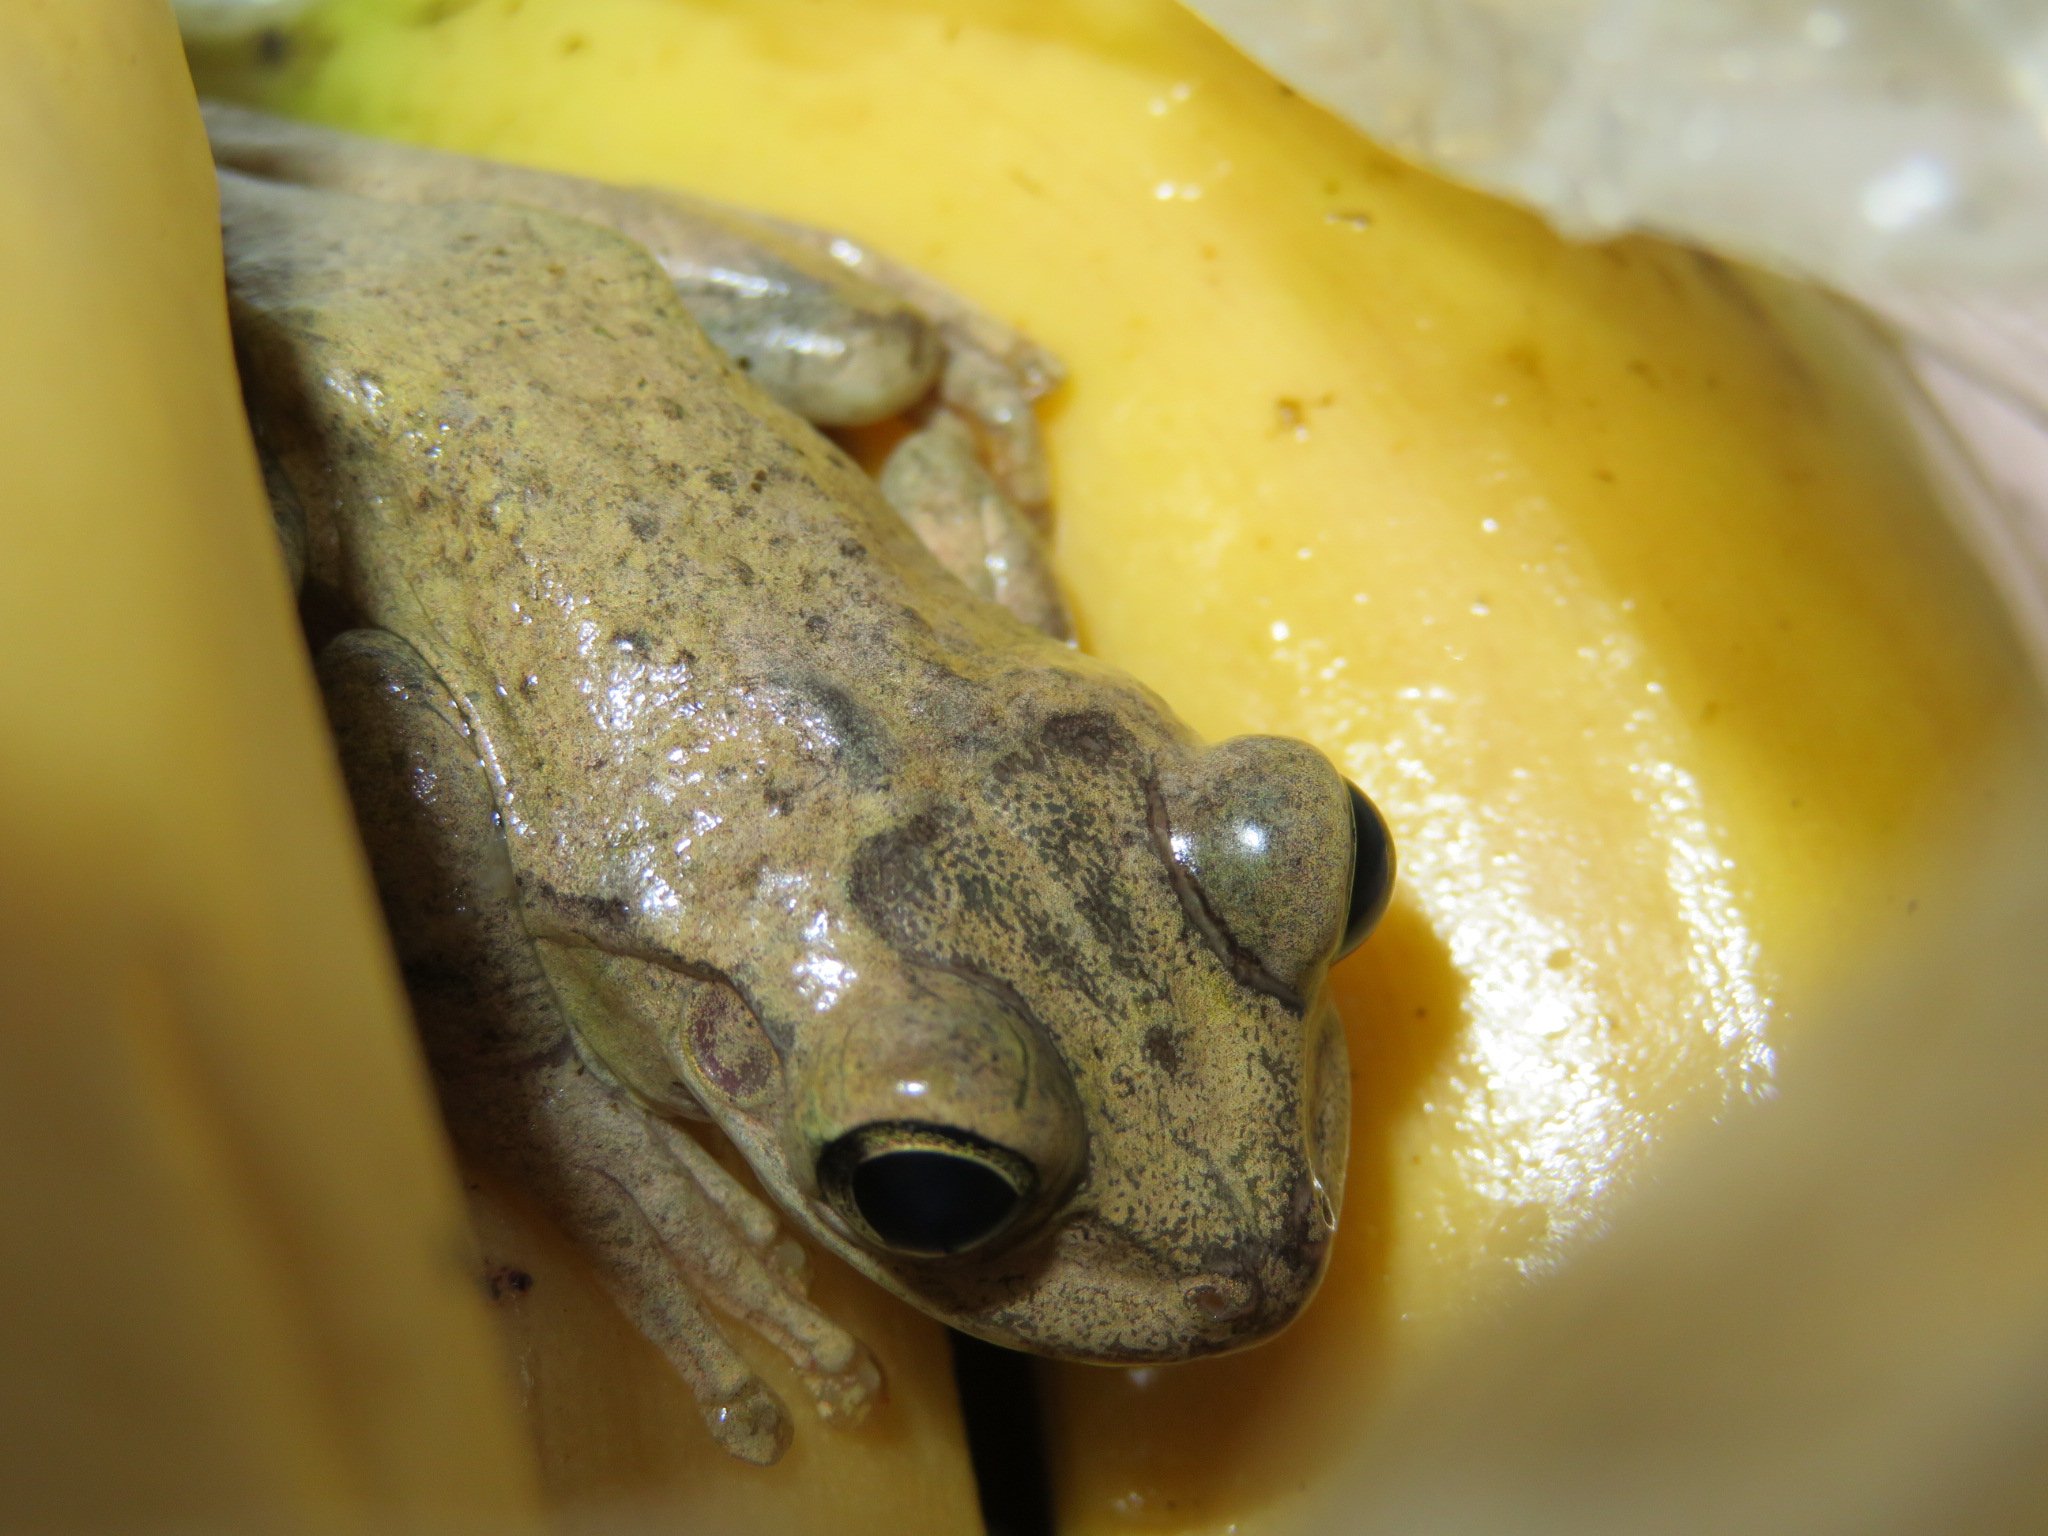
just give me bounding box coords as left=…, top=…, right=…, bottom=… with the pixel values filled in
left=220, top=152, right=1382, bottom=1464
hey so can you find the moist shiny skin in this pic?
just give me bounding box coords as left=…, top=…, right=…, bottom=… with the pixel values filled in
left=221, top=161, right=1376, bottom=1458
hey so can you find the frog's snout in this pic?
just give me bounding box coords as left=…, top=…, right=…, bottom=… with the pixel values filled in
left=993, top=1203, right=1334, bottom=1361
left=1177, top=1172, right=1339, bottom=1345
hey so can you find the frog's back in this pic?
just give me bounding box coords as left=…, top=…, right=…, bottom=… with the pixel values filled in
left=224, top=167, right=1073, bottom=962
left=229, top=171, right=965, bottom=652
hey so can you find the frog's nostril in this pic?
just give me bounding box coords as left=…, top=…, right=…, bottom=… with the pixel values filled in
left=1183, top=1271, right=1260, bottom=1324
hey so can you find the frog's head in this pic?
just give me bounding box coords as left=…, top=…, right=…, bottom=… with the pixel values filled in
left=666, top=660, right=1394, bottom=1362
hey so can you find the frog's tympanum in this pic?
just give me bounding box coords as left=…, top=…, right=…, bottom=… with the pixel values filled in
left=209, top=106, right=1395, bottom=1464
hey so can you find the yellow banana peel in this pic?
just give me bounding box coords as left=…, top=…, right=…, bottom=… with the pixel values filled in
left=0, top=3, right=536, bottom=1528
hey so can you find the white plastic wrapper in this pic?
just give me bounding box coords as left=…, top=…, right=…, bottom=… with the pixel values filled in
left=1185, top=0, right=2048, bottom=285
left=1189, top=0, right=2048, bottom=673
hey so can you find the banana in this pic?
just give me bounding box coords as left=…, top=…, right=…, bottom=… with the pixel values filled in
left=0, top=4, right=539, bottom=1526
left=58, top=0, right=2048, bottom=1531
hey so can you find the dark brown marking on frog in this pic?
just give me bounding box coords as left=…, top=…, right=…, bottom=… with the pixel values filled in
left=1040, top=709, right=1136, bottom=768
left=1143, top=1024, right=1185, bottom=1075
left=796, top=678, right=892, bottom=782
left=848, top=809, right=951, bottom=923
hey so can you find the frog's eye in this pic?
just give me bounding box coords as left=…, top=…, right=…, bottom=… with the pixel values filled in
left=819, top=1121, right=1035, bottom=1258
left=1159, top=736, right=1392, bottom=999
left=1339, top=780, right=1395, bottom=958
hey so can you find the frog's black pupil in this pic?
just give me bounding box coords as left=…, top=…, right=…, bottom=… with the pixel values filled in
left=852, top=1150, right=1021, bottom=1256
left=1341, top=780, right=1395, bottom=956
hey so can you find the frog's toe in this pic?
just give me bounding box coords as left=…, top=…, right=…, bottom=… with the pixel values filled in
left=626, top=1126, right=888, bottom=1425
left=766, top=1235, right=812, bottom=1288
left=645, top=1110, right=783, bottom=1252
left=542, top=1148, right=796, bottom=1462
left=878, top=406, right=1073, bottom=641
left=703, top=1376, right=794, bottom=1466
left=806, top=1340, right=883, bottom=1427
left=702, top=295, right=941, bottom=428
left=623, top=192, right=945, bottom=427
left=644, top=1113, right=818, bottom=1296
left=937, top=333, right=1059, bottom=522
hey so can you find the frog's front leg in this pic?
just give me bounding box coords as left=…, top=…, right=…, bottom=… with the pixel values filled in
left=758, top=212, right=1063, bottom=520
left=317, top=629, right=878, bottom=1465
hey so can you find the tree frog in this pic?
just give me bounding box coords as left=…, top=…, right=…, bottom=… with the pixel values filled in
left=210, top=108, right=1395, bottom=1465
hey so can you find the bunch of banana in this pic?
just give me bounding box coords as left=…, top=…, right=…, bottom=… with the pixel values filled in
left=7, top=1, right=2041, bottom=1532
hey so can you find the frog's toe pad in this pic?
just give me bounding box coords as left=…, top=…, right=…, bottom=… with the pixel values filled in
left=767, top=1235, right=811, bottom=1289
left=704, top=1376, right=794, bottom=1466
left=806, top=1340, right=884, bottom=1426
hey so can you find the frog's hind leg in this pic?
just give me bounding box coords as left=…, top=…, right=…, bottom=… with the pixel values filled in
left=318, top=628, right=873, bottom=1463
left=203, top=104, right=1065, bottom=529
left=203, top=101, right=940, bottom=430
left=724, top=208, right=1076, bottom=637
left=752, top=211, right=1064, bottom=521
